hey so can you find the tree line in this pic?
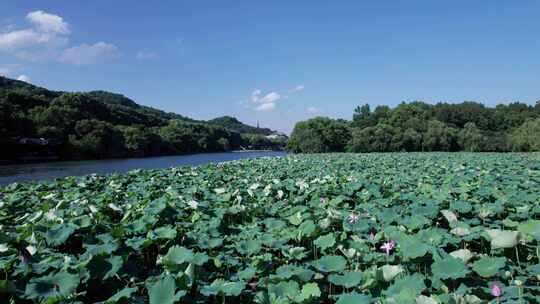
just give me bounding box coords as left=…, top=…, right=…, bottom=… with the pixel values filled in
left=0, top=76, right=285, bottom=161
left=288, top=101, right=540, bottom=153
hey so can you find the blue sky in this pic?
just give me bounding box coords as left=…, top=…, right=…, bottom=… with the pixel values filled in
left=1, top=1, right=539, bottom=133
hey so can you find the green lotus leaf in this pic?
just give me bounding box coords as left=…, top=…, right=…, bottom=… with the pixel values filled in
left=402, top=215, right=430, bottom=230
left=431, top=256, right=469, bottom=280
left=161, top=245, right=194, bottom=271
left=201, top=279, right=245, bottom=297
left=472, top=256, right=505, bottom=277
left=150, top=225, right=177, bottom=240
left=45, top=224, right=76, bottom=246
left=283, top=246, right=307, bottom=260
left=298, top=220, right=316, bottom=237
left=300, top=282, right=321, bottom=300
left=237, top=239, right=262, bottom=256
left=384, top=273, right=426, bottom=298
left=450, top=201, right=472, bottom=213
left=399, top=236, right=429, bottom=260
left=517, top=220, right=540, bottom=240
left=416, top=295, right=438, bottom=304
left=313, top=255, right=346, bottom=273
left=328, top=271, right=363, bottom=288
left=314, top=233, right=336, bottom=251
left=105, top=287, right=138, bottom=303
left=87, top=255, right=123, bottom=280
left=276, top=265, right=315, bottom=282
left=147, top=275, right=183, bottom=304
left=237, top=267, right=257, bottom=280
left=526, top=264, right=540, bottom=275
left=335, top=292, right=372, bottom=304
left=268, top=280, right=300, bottom=300
left=24, top=271, right=80, bottom=301
left=378, top=265, right=403, bottom=282
left=192, top=252, right=209, bottom=266
left=83, top=235, right=119, bottom=256
left=288, top=212, right=304, bottom=226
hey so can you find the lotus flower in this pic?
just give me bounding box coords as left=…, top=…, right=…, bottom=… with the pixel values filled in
left=380, top=240, right=396, bottom=255
left=490, top=282, right=503, bottom=297
left=320, top=197, right=327, bottom=203
left=347, top=213, right=360, bottom=224
left=369, top=232, right=375, bottom=241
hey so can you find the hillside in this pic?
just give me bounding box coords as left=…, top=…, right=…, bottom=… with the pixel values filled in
left=0, top=76, right=285, bottom=162
left=208, top=116, right=274, bottom=135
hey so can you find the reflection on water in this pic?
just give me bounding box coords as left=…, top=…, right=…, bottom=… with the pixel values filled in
left=0, top=151, right=287, bottom=186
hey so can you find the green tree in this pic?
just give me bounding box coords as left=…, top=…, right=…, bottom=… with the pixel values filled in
left=422, top=120, right=459, bottom=151
left=458, top=122, right=484, bottom=152
left=69, top=119, right=126, bottom=158
left=288, top=117, right=351, bottom=153
left=509, top=118, right=540, bottom=151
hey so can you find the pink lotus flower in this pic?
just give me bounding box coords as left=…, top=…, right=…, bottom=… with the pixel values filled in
left=320, top=197, right=327, bottom=204
left=490, top=282, right=503, bottom=297
left=380, top=240, right=396, bottom=255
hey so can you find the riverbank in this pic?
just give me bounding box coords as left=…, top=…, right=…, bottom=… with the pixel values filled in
left=0, top=151, right=287, bottom=185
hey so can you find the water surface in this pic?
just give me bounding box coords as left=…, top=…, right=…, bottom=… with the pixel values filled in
left=0, top=151, right=286, bottom=186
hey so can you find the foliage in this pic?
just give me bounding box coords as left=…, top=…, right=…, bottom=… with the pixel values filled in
left=0, top=76, right=284, bottom=161
left=292, top=101, right=540, bottom=153
left=509, top=118, right=540, bottom=152
left=208, top=116, right=273, bottom=135
left=287, top=117, right=351, bottom=153
left=1, top=153, right=539, bottom=303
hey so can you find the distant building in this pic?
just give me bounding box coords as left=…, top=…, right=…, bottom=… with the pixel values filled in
left=265, top=132, right=288, bottom=140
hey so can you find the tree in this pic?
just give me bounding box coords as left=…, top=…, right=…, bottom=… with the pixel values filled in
left=69, top=119, right=126, bottom=158
left=458, top=122, right=484, bottom=152
left=509, top=118, right=540, bottom=151
left=422, top=120, right=459, bottom=151
left=288, top=117, right=351, bottom=153
left=352, top=104, right=371, bottom=128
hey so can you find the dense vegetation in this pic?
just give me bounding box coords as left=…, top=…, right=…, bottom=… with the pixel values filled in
left=0, top=76, right=285, bottom=162
left=288, top=101, right=540, bottom=153
left=208, top=116, right=274, bottom=136
left=0, top=153, right=539, bottom=303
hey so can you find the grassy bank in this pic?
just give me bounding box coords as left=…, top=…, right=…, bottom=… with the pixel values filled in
left=0, top=153, right=539, bottom=303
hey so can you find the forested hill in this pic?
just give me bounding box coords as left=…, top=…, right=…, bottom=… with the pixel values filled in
left=288, top=101, right=540, bottom=153
left=208, top=116, right=273, bottom=135
left=0, top=76, right=285, bottom=162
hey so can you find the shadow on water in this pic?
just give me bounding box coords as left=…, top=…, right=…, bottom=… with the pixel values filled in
left=0, top=151, right=287, bottom=186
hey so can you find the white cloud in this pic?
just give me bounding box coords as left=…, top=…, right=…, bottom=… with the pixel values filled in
left=0, top=11, right=117, bottom=65
left=251, top=89, right=261, bottom=102
left=255, top=102, right=276, bottom=112
left=290, top=85, right=305, bottom=93
left=17, top=74, right=31, bottom=82
left=136, top=50, right=157, bottom=60
left=26, top=11, right=70, bottom=34
left=306, top=106, right=322, bottom=114
left=0, top=11, right=69, bottom=54
left=246, top=85, right=304, bottom=112
left=59, top=42, right=119, bottom=65
left=258, top=92, right=281, bottom=104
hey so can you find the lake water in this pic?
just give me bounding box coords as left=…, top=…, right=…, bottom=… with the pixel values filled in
left=0, top=151, right=287, bottom=186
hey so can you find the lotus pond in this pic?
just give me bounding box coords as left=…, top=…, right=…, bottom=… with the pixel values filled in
left=0, top=153, right=539, bottom=303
